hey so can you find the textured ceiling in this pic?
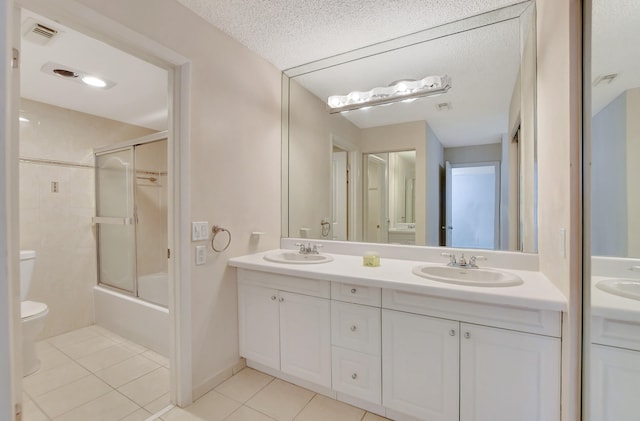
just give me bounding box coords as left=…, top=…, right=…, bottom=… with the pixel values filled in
left=176, top=0, right=524, bottom=70
left=591, top=0, right=640, bottom=115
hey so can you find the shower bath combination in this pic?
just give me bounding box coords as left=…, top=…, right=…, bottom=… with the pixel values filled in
left=92, top=132, right=170, bottom=355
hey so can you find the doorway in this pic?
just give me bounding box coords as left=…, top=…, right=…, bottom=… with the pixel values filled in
left=445, top=161, right=500, bottom=249
left=10, top=3, right=190, bottom=414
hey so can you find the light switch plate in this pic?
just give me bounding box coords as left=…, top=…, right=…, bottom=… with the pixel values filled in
left=192, top=222, right=209, bottom=241
left=196, top=245, right=206, bottom=265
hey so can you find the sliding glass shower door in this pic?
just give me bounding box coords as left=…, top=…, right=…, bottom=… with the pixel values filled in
left=95, top=147, right=137, bottom=294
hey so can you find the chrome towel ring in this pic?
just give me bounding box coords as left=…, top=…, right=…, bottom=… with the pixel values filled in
left=211, top=225, right=231, bottom=252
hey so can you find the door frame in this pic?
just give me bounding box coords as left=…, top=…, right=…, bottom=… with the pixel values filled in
left=330, top=134, right=359, bottom=241
left=9, top=0, right=194, bottom=408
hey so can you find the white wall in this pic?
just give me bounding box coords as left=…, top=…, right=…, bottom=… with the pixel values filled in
left=288, top=79, right=361, bottom=240
left=626, top=88, right=640, bottom=256
left=536, top=0, right=582, bottom=420
left=52, top=0, right=284, bottom=397
left=591, top=92, right=627, bottom=256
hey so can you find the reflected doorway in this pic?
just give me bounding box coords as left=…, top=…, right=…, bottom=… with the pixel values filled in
left=446, top=161, right=500, bottom=249
left=331, top=147, right=348, bottom=240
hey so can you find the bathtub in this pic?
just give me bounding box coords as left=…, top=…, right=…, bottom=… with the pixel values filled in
left=138, top=272, right=169, bottom=307
left=93, top=285, right=169, bottom=356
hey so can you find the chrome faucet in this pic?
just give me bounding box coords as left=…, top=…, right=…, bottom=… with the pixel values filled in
left=441, top=252, right=486, bottom=268
left=295, top=242, right=322, bottom=255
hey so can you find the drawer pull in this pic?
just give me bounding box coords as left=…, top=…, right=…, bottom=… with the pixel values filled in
left=449, top=329, right=456, bottom=336
left=279, top=297, right=284, bottom=302
left=350, top=325, right=358, bottom=332
left=351, top=373, right=358, bottom=380
left=350, top=288, right=357, bottom=294
left=464, top=332, right=471, bottom=339
left=271, top=295, right=277, bottom=301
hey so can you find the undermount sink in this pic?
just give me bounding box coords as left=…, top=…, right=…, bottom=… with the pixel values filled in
left=412, top=265, right=523, bottom=287
left=264, top=251, right=334, bottom=264
left=596, top=279, right=640, bottom=301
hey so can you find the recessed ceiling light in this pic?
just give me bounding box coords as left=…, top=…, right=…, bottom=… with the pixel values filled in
left=437, top=102, right=452, bottom=111
left=53, top=68, right=78, bottom=78
left=81, top=76, right=107, bottom=88
left=40, top=62, right=116, bottom=90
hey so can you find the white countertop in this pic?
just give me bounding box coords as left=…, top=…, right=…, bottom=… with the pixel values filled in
left=591, top=275, right=640, bottom=323
left=228, top=249, right=567, bottom=312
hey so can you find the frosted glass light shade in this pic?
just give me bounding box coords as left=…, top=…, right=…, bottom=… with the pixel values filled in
left=327, top=75, right=451, bottom=113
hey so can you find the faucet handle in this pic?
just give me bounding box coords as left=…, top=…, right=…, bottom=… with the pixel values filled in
left=469, top=255, right=486, bottom=267
left=312, top=244, right=323, bottom=254
left=441, top=252, right=456, bottom=266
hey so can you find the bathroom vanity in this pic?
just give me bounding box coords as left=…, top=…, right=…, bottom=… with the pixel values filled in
left=229, top=248, right=566, bottom=421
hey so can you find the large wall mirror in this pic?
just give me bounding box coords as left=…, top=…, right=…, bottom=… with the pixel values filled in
left=282, top=1, right=538, bottom=252
left=586, top=0, right=640, bottom=419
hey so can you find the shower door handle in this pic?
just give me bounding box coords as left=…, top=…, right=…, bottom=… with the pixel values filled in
left=92, top=216, right=134, bottom=225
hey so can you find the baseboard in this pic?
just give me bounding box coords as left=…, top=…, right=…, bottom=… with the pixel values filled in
left=191, top=358, right=245, bottom=401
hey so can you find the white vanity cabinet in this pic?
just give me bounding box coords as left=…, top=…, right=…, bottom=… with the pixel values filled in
left=382, top=290, right=561, bottom=421
left=330, top=283, right=382, bottom=405
left=237, top=270, right=332, bottom=388
left=590, top=314, right=640, bottom=421
left=459, top=323, right=561, bottom=421
left=382, top=309, right=460, bottom=421
left=233, top=264, right=563, bottom=421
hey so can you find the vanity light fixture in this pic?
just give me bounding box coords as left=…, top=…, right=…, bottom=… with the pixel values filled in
left=40, top=62, right=116, bottom=90
left=327, top=75, right=451, bottom=114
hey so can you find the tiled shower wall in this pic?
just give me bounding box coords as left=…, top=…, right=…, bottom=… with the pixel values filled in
left=19, top=98, right=155, bottom=338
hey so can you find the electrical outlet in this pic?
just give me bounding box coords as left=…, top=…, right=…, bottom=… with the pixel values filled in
left=192, top=222, right=209, bottom=241
left=195, top=245, right=206, bottom=265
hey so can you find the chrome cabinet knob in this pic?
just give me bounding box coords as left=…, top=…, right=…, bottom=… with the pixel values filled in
left=352, top=373, right=358, bottom=380
left=279, top=297, right=284, bottom=302
left=271, top=295, right=277, bottom=301
left=464, top=332, right=471, bottom=339
left=449, top=329, right=456, bottom=336
left=350, top=325, right=357, bottom=332
left=350, top=288, right=357, bottom=294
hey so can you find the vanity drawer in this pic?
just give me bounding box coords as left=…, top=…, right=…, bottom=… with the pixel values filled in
left=331, top=301, right=381, bottom=355
left=238, top=268, right=330, bottom=298
left=331, top=282, right=381, bottom=306
left=332, top=346, right=381, bottom=405
left=382, top=289, right=561, bottom=337
left=592, top=316, right=640, bottom=351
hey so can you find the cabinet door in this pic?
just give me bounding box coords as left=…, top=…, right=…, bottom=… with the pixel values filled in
left=591, top=344, right=640, bottom=421
left=237, top=283, right=280, bottom=370
left=460, top=324, right=560, bottom=421
left=279, top=291, right=332, bottom=387
left=382, top=309, right=459, bottom=421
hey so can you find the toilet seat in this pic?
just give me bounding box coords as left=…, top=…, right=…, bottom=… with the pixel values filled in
left=21, top=301, right=48, bottom=321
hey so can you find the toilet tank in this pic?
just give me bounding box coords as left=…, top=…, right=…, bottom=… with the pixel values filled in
left=19, top=250, right=36, bottom=301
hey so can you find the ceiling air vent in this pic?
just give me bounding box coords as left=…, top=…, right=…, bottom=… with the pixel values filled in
left=23, top=18, right=63, bottom=46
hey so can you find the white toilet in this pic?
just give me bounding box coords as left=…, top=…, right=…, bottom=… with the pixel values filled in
left=20, top=250, right=49, bottom=377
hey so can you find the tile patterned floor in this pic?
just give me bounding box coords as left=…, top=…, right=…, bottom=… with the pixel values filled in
left=24, top=325, right=391, bottom=421
left=23, top=325, right=170, bottom=421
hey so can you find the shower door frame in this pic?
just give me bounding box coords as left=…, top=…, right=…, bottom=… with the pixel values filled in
left=94, top=132, right=168, bottom=299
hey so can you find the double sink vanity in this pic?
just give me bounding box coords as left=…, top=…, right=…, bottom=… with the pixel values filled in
left=229, top=241, right=567, bottom=421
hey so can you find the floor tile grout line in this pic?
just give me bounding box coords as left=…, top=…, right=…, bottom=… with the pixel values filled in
left=291, top=391, right=318, bottom=421
left=42, top=378, right=115, bottom=420
left=109, top=361, right=164, bottom=391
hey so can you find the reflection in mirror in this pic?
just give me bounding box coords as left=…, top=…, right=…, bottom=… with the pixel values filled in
left=588, top=0, right=640, bottom=419
left=363, top=151, right=417, bottom=245
left=283, top=2, right=538, bottom=252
